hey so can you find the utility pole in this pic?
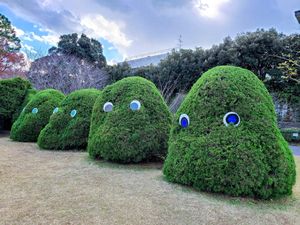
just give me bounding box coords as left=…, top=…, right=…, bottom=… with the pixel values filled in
left=178, top=35, right=183, bottom=50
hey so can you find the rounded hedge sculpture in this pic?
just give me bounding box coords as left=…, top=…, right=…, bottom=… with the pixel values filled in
left=0, top=77, right=33, bottom=130
left=88, top=76, right=172, bottom=163
left=163, top=66, right=296, bottom=199
left=10, top=89, right=65, bottom=142
left=37, top=89, right=100, bottom=150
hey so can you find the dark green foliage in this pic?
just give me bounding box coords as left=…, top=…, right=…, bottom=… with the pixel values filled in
left=0, top=77, right=32, bottom=130
left=107, top=29, right=299, bottom=112
left=49, top=33, right=106, bottom=68
left=37, top=89, right=100, bottom=150
left=12, top=88, right=38, bottom=123
left=163, top=66, right=296, bottom=199
left=10, top=89, right=64, bottom=142
left=88, top=77, right=172, bottom=163
left=281, top=128, right=300, bottom=143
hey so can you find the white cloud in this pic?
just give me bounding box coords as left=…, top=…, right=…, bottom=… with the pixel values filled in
left=80, top=14, right=132, bottom=49
left=22, top=43, right=37, bottom=54
left=193, top=0, right=231, bottom=19
left=29, top=32, right=59, bottom=46
left=12, top=25, right=25, bottom=36
left=107, top=59, right=118, bottom=65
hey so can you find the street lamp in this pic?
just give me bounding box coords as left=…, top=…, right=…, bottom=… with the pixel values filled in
left=295, top=10, right=300, bottom=24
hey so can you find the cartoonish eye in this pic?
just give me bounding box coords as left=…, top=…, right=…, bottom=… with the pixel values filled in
left=32, top=108, right=38, bottom=114
left=179, top=114, right=190, bottom=128
left=103, top=102, right=113, bottom=112
left=70, top=109, right=77, bottom=118
left=53, top=107, right=59, bottom=114
left=130, top=100, right=141, bottom=111
left=223, top=112, right=240, bottom=127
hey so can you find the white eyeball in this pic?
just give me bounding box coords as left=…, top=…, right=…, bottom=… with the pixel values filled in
left=70, top=109, right=77, bottom=118
left=103, top=102, right=113, bottom=112
left=32, top=108, right=38, bottom=114
left=129, top=100, right=141, bottom=111
left=223, top=112, right=240, bottom=127
left=179, top=114, right=190, bottom=128
left=53, top=107, right=59, bottom=114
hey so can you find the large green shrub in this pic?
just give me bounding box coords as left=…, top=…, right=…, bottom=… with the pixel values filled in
left=163, top=66, right=296, bottom=199
left=12, top=89, right=38, bottom=123
left=37, top=89, right=100, bottom=150
left=0, top=77, right=32, bottom=130
left=88, top=76, right=172, bottom=163
left=10, top=89, right=64, bottom=142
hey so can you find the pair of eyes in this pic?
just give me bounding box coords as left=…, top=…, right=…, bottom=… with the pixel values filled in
left=179, top=112, right=240, bottom=128
left=52, top=107, right=77, bottom=118
left=27, top=107, right=77, bottom=118
left=103, top=100, right=141, bottom=112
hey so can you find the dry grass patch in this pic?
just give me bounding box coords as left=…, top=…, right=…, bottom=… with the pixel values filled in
left=0, top=133, right=299, bottom=225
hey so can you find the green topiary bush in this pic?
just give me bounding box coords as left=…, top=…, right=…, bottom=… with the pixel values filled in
left=0, top=77, right=33, bottom=130
left=10, top=89, right=65, bottom=142
left=163, top=66, right=296, bottom=199
left=37, top=89, right=100, bottom=150
left=12, top=88, right=38, bottom=123
left=88, top=76, right=172, bottom=163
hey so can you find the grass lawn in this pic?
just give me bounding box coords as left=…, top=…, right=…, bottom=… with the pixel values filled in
left=0, top=134, right=299, bottom=225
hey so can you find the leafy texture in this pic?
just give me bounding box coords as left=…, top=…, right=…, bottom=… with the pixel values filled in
left=37, top=89, right=100, bottom=150
left=163, top=66, right=296, bottom=199
left=88, top=76, right=172, bottom=163
left=0, top=77, right=32, bottom=130
left=10, top=89, right=64, bottom=142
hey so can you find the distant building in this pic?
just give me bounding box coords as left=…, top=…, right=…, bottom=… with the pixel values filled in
left=124, top=48, right=173, bottom=68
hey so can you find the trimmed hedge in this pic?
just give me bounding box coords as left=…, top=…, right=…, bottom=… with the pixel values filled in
left=0, top=77, right=33, bottom=130
left=37, top=89, right=100, bottom=150
left=163, top=66, right=296, bottom=199
left=88, top=76, right=172, bottom=163
left=281, top=128, right=300, bottom=143
left=10, top=89, right=65, bottom=142
left=12, top=89, right=38, bottom=123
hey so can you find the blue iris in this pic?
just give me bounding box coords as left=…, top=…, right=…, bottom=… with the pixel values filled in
left=32, top=108, right=38, bottom=114
left=130, top=100, right=141, bottom=111
left=70, top=109, right=77, bottom=118
left=226, top=114, right=239, bottom=125
left=179, top=114, right=190, bottom=128
left=130, top=102, right=139, bottom=110
left=180, top=117, right=189, bottom=128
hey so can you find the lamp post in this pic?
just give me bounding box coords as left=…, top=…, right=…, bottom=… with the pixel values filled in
left=295, top=10, right=300, bottom=24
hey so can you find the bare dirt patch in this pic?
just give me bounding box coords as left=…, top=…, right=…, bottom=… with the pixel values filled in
left=0, top=134, right=299, bottom=225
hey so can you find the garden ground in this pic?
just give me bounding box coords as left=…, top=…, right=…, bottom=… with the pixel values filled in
left=0, top=132, right=299, bottom=225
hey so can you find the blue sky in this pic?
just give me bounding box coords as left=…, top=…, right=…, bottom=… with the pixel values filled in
left=0, top=0, right=299, bottom=64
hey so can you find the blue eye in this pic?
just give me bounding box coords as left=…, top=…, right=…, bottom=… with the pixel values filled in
left=130, top=100, right=141, bottom=111
left=103, top=102, right=113, bottom=112
left=32, top=108, right=38, bottom=114
left=53, top=107, right=59, bottom=114
left=70, top=109, right=77, bottom=118
left=223, top=112, right=240, bottom=127
left=179, top=114, right=190, bottom=128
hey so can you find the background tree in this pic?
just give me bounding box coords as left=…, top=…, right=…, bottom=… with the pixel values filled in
left=49, top=33, right=107, bottom=68
left=233, top=28, right=284, bottom=79
left=27, top=53, right=108, bottom=94
left=0, top=13, right=26, bottom=78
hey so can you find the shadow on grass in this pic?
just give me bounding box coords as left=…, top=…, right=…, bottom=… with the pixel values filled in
left=85, top=155, right=163, bottom=171
left=86, top=154, right=299, bottom=211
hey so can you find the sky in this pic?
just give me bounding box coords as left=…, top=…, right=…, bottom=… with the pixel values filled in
left=0, top=0, right=299, bottom=64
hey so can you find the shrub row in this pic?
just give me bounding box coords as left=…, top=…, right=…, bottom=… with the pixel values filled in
left=10, top=89, right=65, bottom=142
